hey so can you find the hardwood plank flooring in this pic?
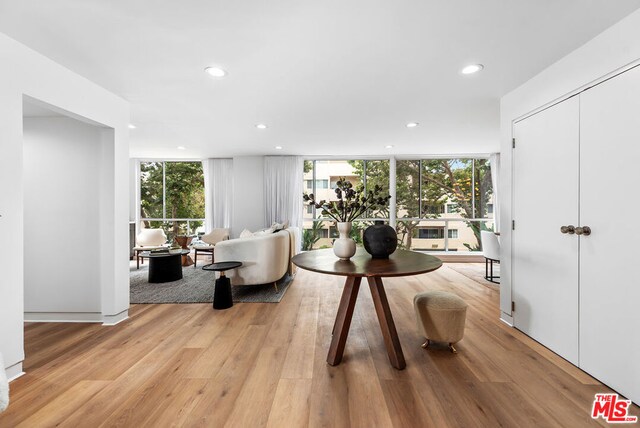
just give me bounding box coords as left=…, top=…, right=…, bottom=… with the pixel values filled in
left=1, top=263, right=636, bottom=427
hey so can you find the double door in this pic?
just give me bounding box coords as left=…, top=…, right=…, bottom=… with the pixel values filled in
left=513, top=66, right=640, bottom=404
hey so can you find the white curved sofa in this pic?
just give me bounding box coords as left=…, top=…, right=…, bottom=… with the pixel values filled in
left=214, top=227, right=299, bottom=286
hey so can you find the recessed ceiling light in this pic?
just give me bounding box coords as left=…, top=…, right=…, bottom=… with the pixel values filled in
left=274, top=146, right=283, bottom=150
left=461, top=64, right=484, bottom=75
left=128, top=124, right=136, bottom=129
left=256, top=123, right=268, bottom=129
left=204, top=66, right=227, bottom=78
left=177, top=146, right=186, bottom=150
left=406, top=122, right=419, bottom=128
left=385, top=145, right=394, bottom=149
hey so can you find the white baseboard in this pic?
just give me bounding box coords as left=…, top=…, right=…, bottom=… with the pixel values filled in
left=102, top=309, right=128, bottom=326
left=24, top=310, right=129, bottom=325
left=500, top=312, right=514, bottom=326
left=6, top=362, right=24, bottom=382
left=24, top=312, right=103, bottom=323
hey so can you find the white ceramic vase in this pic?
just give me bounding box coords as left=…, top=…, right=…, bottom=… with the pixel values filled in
left=333, top=222, right=356, bottom=261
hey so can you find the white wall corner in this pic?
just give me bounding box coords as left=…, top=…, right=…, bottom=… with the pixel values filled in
left=6, top=361, right=24, bottom=382
left=0, top=32, right=130, bottom=380
left=500, top=312, right=514, bottom=327
left=102, top=309, right=129, bottom=326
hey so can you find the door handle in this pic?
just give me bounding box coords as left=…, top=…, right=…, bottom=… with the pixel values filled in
left=575, top=226, right=591, bottom=236
left=560, top=225, right=575, bottom=234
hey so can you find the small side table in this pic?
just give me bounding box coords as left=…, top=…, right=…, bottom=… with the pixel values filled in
left=139, top=250, right=190, bottom=283
left=174, top=236, right=195, bottom=267
left=202, top=261, right=242, bottom=310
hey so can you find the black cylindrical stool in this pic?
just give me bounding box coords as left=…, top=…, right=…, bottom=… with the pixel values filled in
left=202, top=261, right=242, bottom=310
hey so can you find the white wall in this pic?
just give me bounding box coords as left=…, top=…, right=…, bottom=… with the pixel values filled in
left=499, top=9, right=640, bottom=323
left=23, top=117, right=104, bottom=318
left=129, top=158, right=138, bottom=222
left=232, top=156, right=265, bottom=237
left=0, top=32, right=129, bottom=378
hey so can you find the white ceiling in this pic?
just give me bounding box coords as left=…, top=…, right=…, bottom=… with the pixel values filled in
left=1, top=1, right=639, bottom=158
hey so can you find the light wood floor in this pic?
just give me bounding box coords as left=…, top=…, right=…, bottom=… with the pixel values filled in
left=1, top=264, right=634, bottom=427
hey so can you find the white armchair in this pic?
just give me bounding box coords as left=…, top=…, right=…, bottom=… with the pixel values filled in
left=481, top=230, right=500, bottom=284
left=193, top=228, right=230, bottom=268
left=133, top=228, right=168, bottom=269
left=214, top=228, right=298, bottom=286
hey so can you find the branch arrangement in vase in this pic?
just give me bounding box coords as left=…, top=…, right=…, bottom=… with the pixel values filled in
left=303, top=177, right=391, bottom=222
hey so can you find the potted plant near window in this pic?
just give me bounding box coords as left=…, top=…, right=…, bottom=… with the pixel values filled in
left=304, top=178, right=391, bottom=260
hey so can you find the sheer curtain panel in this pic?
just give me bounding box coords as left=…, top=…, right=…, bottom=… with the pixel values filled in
left=489, top=153, right=500, bottom=232
left=264, top=155, right=303, bottom=231
left=203, top=158, right=233, bottom=231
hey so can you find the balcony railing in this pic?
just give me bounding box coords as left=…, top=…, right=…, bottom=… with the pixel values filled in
left=140, top=218, right=206, bottom=242
left=303, top=217, right=494, bottom=253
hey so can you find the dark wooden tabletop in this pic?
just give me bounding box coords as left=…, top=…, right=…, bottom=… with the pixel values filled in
left=292, top=248, right=442, bottom=278
left=139, top=249, right=190, bottom=258
left=202, top=261, right=243, bottom=272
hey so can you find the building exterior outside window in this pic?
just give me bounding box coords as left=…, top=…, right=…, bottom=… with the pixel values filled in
left=303, top=158, right=493, bottom=252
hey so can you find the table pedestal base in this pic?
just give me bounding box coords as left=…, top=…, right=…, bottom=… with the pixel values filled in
left=213, top=273, right=233, bottom=310
left=327, top=275, right=406, bottom=370
left=181, top=254, right=194, bottom=267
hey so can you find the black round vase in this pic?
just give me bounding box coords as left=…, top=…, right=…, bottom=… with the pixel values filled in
left=363, top=221, right=397, bottom=259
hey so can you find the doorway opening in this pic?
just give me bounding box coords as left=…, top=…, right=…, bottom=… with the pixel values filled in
left=22, top=96, right=116, bottom=364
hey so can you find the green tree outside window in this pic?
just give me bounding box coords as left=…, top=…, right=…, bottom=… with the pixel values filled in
left=140, top=161, right=205, bottom=242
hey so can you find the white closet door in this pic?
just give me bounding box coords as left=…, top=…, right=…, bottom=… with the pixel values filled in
left=580, top=66, right=640, bottom=404
left=513, top=97, right=580, bottom=364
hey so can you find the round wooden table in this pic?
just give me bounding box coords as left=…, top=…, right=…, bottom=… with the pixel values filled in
left=292, top=248, right=442, bottom=370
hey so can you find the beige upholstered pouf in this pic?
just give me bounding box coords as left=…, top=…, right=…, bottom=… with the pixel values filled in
left=414, top=291, right=468, bottom=353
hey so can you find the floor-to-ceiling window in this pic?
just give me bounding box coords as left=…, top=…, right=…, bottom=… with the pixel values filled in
left=140, top=161, right=205, bottom=242
left=302, top=159, right=390, bottom=250
left=395, top=158, right=493, bottom=252
left=302, top=157, right=493, bottom=252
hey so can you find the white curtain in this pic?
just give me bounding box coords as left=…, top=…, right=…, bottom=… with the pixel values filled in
left=203, top=158, right=233, bottom=231
left=264, top=155, right=303, bottom=232
left=489, top=153, right=500, bottom=232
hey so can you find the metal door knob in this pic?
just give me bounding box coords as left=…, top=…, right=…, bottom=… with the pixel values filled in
left=560, top=225, right=575, bottom=234
left=575, top=226, right=591, bottom=236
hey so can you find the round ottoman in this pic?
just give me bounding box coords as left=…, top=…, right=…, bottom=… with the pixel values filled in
left=413, top=291, right=468, bottom=353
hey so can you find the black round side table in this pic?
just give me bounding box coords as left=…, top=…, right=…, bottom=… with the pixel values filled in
left=139, top=250, right=190, bottom=283
left=202, top=261, right=242, bottom=310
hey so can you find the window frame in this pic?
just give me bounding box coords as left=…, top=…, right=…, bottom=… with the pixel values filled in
left=306, top=159, right=389, bottom=223
left=303, top=155, right=494, bottom=253
left=139, top=160, right=206, bottom=237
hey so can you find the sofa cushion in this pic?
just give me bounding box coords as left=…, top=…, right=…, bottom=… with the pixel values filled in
left=240, top=229, right=254, bottom=239
left=271, top=221, right=289, bottom=233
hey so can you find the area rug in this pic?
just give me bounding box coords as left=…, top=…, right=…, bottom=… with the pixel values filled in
left=130, top=265, right=293, bottom=304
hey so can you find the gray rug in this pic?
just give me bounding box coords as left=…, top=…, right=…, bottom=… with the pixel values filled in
left=130, top=265, right=293, bottom=304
